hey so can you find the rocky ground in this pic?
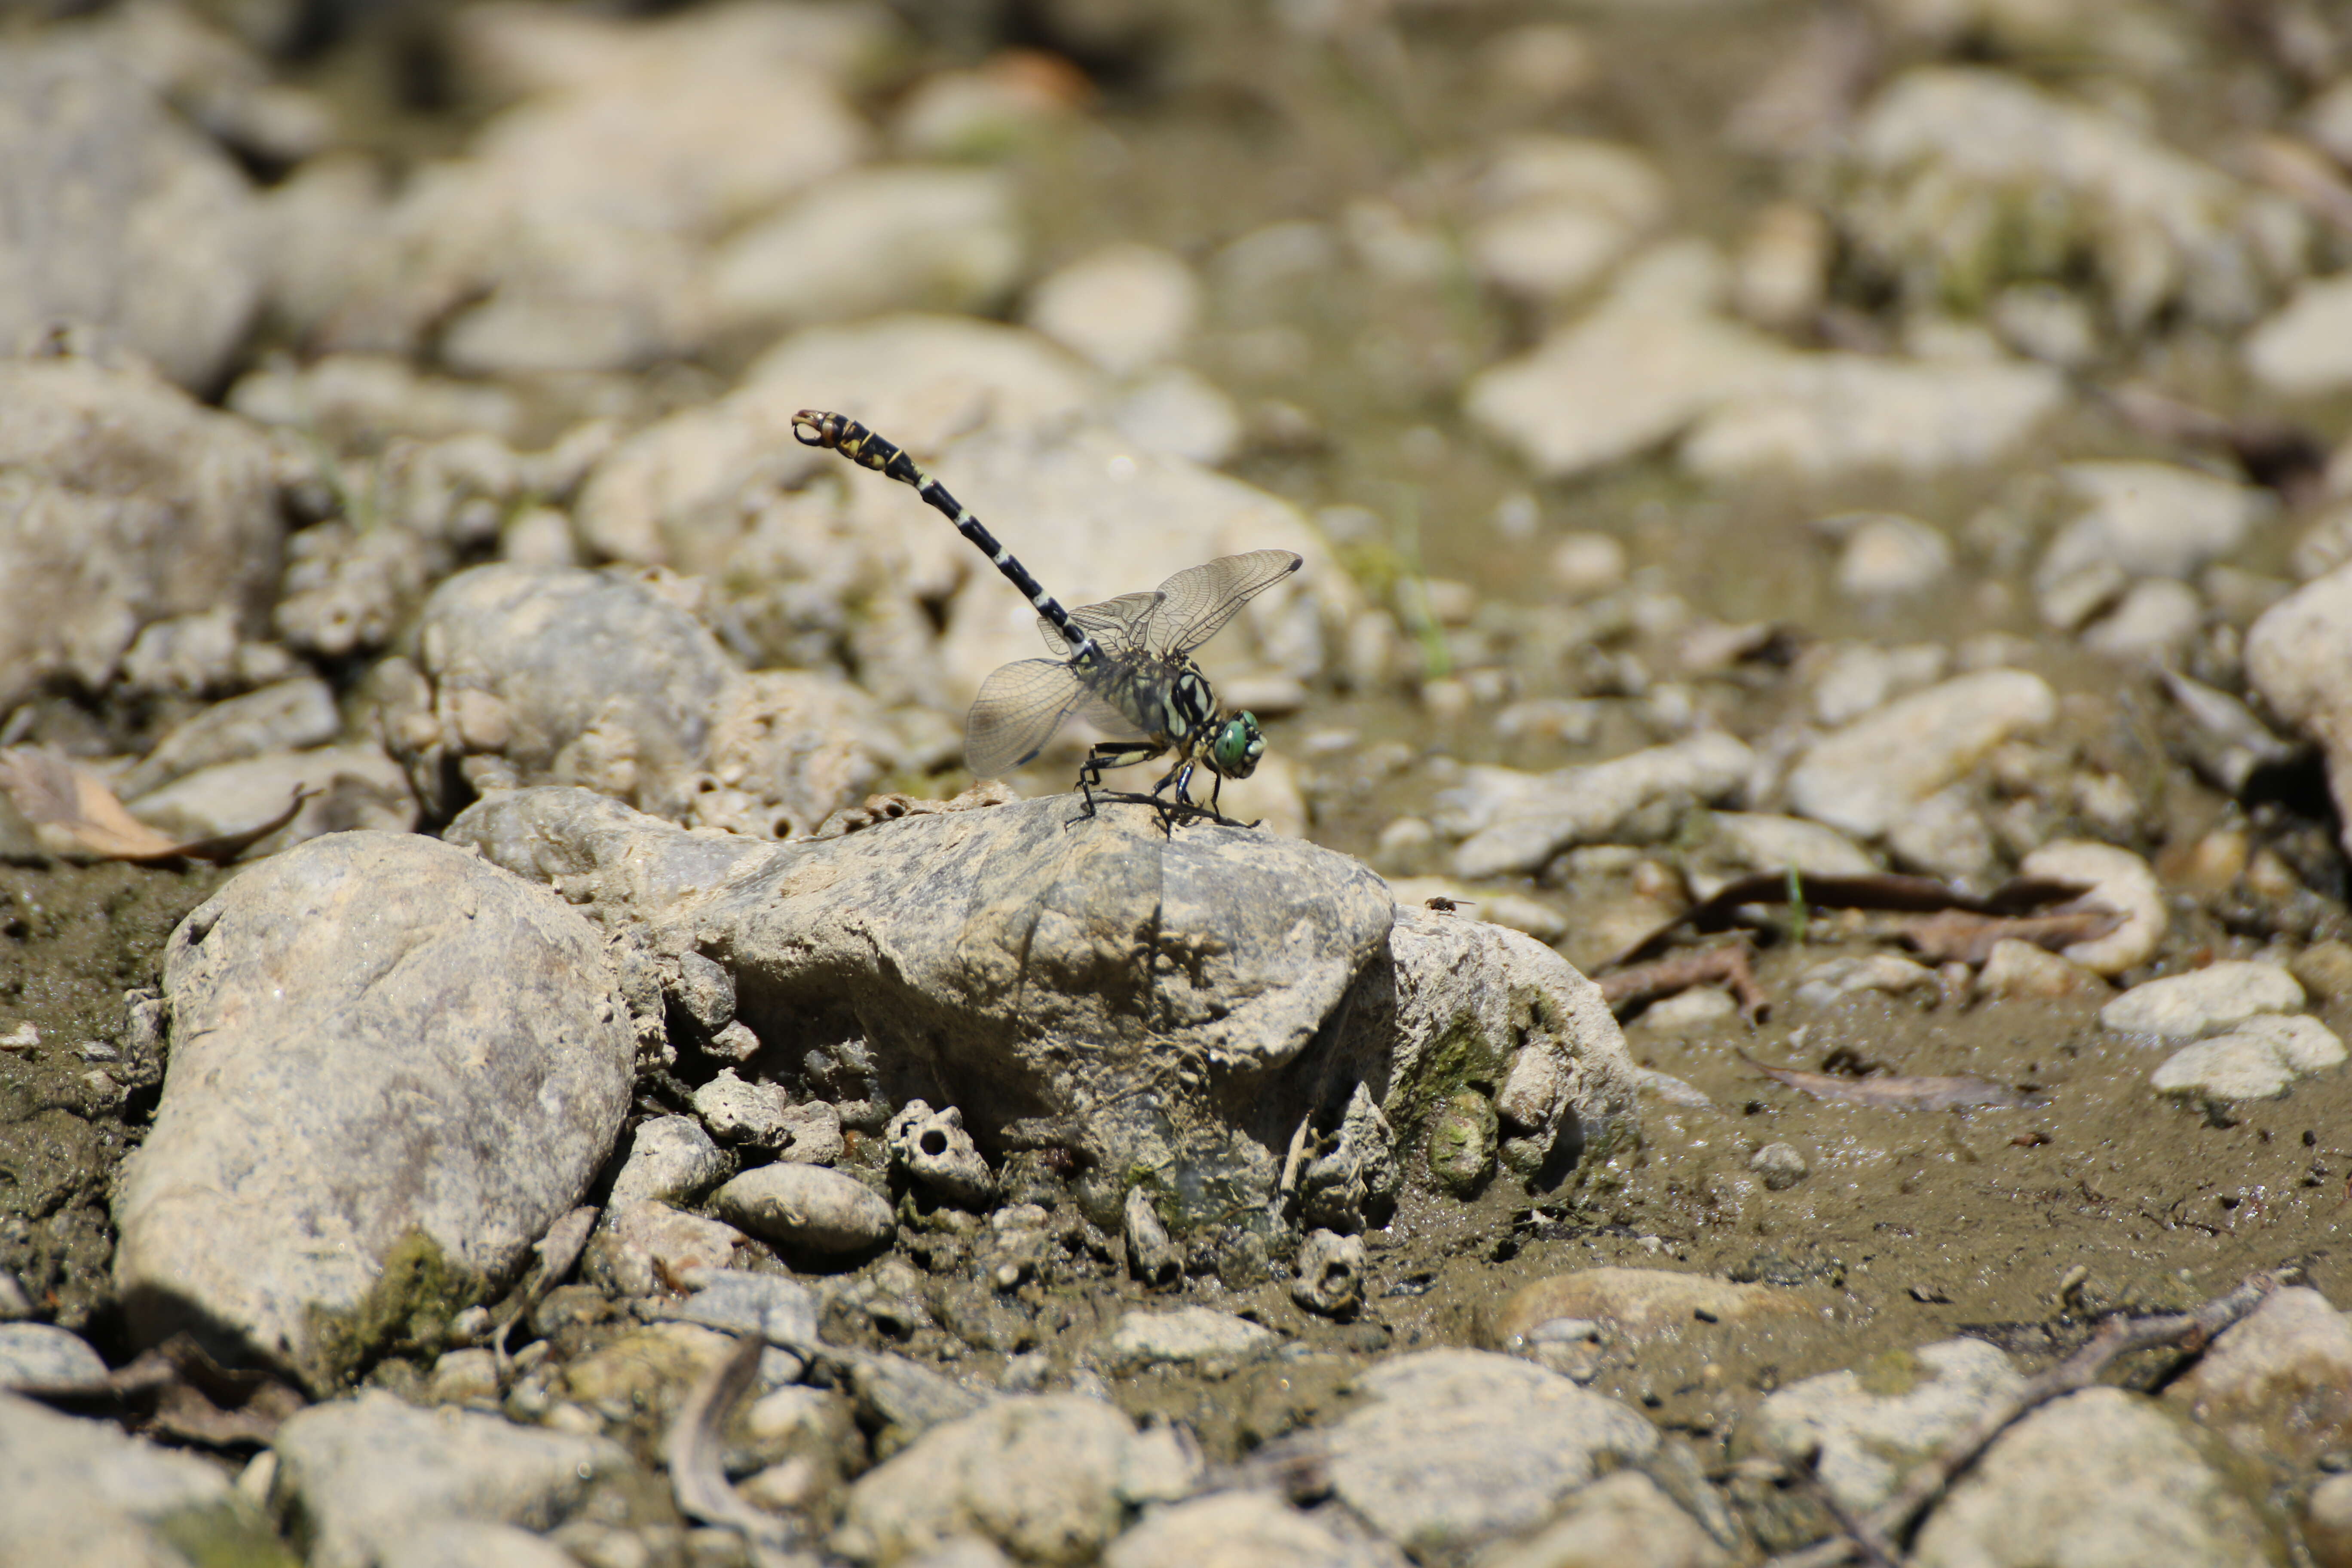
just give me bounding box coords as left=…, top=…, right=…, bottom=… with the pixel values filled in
left=8, top=0, right=2352, bottom=1565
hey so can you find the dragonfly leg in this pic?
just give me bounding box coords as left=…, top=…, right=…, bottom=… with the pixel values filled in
left=1073, top=742, right=1165, bottom=827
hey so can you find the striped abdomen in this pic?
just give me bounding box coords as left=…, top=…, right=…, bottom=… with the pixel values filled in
left=791, top=410, right=1100, bottom=670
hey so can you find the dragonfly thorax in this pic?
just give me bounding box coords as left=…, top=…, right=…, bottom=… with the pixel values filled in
left=1164, top=665, right=1215, bottom=744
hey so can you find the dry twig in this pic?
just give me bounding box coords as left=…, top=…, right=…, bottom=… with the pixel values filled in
left=1607, top=873, right=2092, bottom=970
left=667, top=1333, right=805, bottom=1568
left=1764, top=1270, right=2288, bottom=1568
left=491, top=1204, right=598, bottom=1375
left=1601, top=943, right=1770, bottom=1021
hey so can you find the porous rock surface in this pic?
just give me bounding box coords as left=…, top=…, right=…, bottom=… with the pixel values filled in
left=113, top=831, right=635, bottom=1388
left=446, top=786, right=1640, bottom=1227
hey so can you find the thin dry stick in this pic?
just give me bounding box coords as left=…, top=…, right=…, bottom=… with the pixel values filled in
left=1799, top=1461, right=1903, bottom=1568
left=667, top=1334, right=804, bottom=1568
left=1764, top=1269, right=2287, bottom=1568
left=1601, top=943, right=1770, bottom=1020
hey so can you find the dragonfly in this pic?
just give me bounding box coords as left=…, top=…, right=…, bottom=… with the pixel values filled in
left=792, top=410, right=1302, bottom=824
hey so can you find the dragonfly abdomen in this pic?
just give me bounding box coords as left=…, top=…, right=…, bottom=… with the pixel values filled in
left=791, top=410, right=1103, bottom=670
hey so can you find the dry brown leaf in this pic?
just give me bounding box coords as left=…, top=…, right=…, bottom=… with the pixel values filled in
left=1737, top=1050, right=2043, bottom=1111
left=0, top=746, right=311, bottom=864
left=0, top=747, right=185, bottom=858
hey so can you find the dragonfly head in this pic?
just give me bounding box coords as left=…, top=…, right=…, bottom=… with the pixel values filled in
left=1207, top=711, right=1266, bottom=778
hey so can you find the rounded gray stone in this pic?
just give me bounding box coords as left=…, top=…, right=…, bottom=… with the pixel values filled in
left=1099, top=1307, right=1279, bottom=1371
left=0, top=355, right=281, bottom=713
left=273, top=1390, right=631, bottom=1568
left=1786, top=671, right=2056, bottom=839
left=2099, top=961, right=2304, bottom=1039
left=0, top=45, right=264, bottom=392
left=113, top=831, right=635, bottom=1388
left=409, top=564, right=738, bottom=821
left=0, top=1388, right=279, bottom=1564
left=834, top=1394, right=1166, bottom=1566
left=2151, top=1017, right=2348, bottom=1102
left=1909, top=1387, right=2270, bottom=1568
left=1749, top=1142, right=1809, bottom=1191
left=713, top=1162, right=895, bottom=1255
left=0, top=1323, right=107, bottom=1389
left=1321, top=1349, right=1657, bottom=1557
left=606, top=1115, right=730, bottom=1211
left=1757, top=1338, right=2024, bottom=1513
left=450, top=787, right=1406, bottom=1228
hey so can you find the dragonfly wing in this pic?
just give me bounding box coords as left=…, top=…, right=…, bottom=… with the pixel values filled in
left=1039, top=589, right=1163, bottom=660
left=1070, top=680, right=1152, bottom=742
left=1139, top=550, right=1303, bottom=657
left=966, top=659, right=1090, bottom=777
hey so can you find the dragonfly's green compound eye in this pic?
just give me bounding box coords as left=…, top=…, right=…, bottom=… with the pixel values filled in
left=1211, top=713, right=1266, bottom=778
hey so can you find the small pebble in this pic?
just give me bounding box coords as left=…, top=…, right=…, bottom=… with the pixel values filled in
left=426, top=1348, right=500, bottom=1407
left=1835, top=514, right=1952, bottom=600
left=1291, top=1229, right=1366, bottom=1318
left=606, top=1115, right=729, bottom=1211
left=2151, top=1015, right=2347, bottom=1102
left=1024, top=242, right=1200, bottom=377
left=1796, top=954, right=1939, bottom=1008
left=585, top=1201, right=746, bottom=1297
left=692, top=1069, right=795, bottom=1147
left=1420, top=678, right=1472, bottom=723
left=2079, top=578, right=2202, bottom=662
left=1749, top=1142, right=1808, bottom=1191
left=710, top=1163, right=895, bottom=1256
left=1124, top=1187, right=1182, bottom=1286
left=2100, top=961, right=2304, bottom=1039
left=498, top=506, right=578, bottom=568
left=1638, top=986, right=1738, bottom=1032
left=1733, top=201, right=1830, bottom=329
left=1483, top=22, right=1596, bottom=105
left=1975, top=938, right=2092, bottom=999
left=666, top=1270, right=820, bottom=1354
left=0, top=1322, right=107, bottom=1387
left=1374, top=816, right=1438, bottom=873
left=1101, top=1306, right=1279, bottom=1370
left=2308, top=1473, right=2352, bottom=1568
left=1427, top=1089, right=1499, bottom=1197
left=1548, top=532, right=1627, bottom=598
left=2292, top=940, right=2352, bottom=1002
